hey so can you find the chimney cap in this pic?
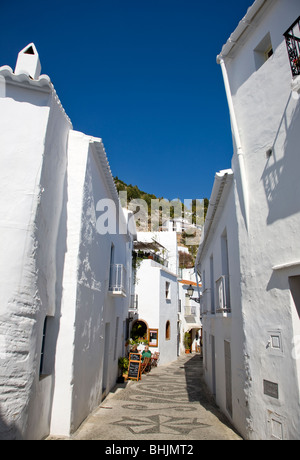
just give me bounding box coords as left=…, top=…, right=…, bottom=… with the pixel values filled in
left=15, top=43, right=42, bottom=80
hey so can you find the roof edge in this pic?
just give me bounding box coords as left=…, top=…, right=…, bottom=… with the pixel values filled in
left=0, top=65, right=72, bottom=126
left=195, top=169, right=234, bottom=268
left=217, top=0, right=271, bottom=62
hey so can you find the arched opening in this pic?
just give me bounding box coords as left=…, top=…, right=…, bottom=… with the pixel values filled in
left=165, top=320, right=171, bottom=340
left=130, top=320, right=148, bottom=342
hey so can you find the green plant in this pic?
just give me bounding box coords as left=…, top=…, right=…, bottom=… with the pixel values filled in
left=184, top=332, right=192, bottom=350
left=118, top=357, right=129, bottom=375
left=130, top=322, right=147, bottom=342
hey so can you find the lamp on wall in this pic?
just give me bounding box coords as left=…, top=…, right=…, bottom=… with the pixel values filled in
left=187, top=285, right=194, bottom=297
left=186, top=284, right=200, bottom=303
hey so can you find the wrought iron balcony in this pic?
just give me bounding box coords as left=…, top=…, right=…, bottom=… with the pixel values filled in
left=109, top=264, right=127, bottom=296
left=284, top=16, right=300, bottom=77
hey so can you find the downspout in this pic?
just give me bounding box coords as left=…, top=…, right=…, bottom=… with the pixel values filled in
left=195, top=269, right=201, bottom=301
left=218, top=57, right=249, bottom=232
left=194, top=268, right=202, bottom=317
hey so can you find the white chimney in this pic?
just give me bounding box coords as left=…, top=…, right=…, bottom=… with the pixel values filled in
left=15, top=43, right=41, bottom=80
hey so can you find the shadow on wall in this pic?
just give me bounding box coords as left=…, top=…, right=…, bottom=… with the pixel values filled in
left=0, top=405, right=22, bottom=440
left=261, top=93, right=300, bottom=224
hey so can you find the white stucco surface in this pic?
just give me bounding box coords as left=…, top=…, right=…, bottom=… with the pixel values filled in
left=49, top=131, right=133, bottom=436
left=197, top=0, right=300, bottom=440
left=0, top=65, right=71, bottom=439
left=0, top=49, right=133, bottom=440
left=133, top=232, right=178, bottom=366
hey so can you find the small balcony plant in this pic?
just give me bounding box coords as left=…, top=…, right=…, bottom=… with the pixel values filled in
left=293, top=56, right=300, bottom=68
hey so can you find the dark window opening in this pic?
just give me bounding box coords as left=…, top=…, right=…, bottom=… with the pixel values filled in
left=166, top=320, right=171, bottom=340
left=289, top=275, right=300, bottom=319
left=254, top=32, right=273, bottom=70
left=24, top=46, right=35, bottom=55
left=39, top=317, right=48, bottom=375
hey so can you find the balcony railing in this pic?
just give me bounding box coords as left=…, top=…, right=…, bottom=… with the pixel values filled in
left=216, top=275, right=231, bottom=314
left=284, top=16, right=300, bottom=77
left=109, top=264, right=127, bottom=296
left=185, top=306, right=197, bottom=316
left=129, top=294, right=138, bottom=311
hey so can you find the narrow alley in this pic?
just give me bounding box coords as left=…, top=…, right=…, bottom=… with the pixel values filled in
left=64, top=354, right=241, bottom=441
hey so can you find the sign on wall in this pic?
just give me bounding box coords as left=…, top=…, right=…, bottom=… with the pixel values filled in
left=148, top=329, right=159, bottom=347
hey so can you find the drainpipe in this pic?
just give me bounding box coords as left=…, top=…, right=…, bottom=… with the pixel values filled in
left=218, top=57, right=249, bottom=231
left=195, top=269, right=201, bottom=299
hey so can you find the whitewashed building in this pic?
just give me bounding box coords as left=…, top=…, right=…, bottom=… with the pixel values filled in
left=196, top=0, right=300, bottom=440
left=178, top=269, right=202, bottom=355
left=130, top=232, right=179, bottom=366
left=161, top=217, right=200, bottom=234
left=0, top=44, right=134, bottom=439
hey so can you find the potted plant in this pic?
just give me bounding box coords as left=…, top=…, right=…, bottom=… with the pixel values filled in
left=184, top=332, right=192, bottom=354
left=293, top=56, right=300, bottom=68
left=117, top=357, right=129, bottom=383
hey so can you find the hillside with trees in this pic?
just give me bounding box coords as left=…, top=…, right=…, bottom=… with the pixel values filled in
left=114, top=176, right=209, bottom=266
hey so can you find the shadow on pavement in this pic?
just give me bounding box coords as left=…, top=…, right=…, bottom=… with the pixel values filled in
left=183, top=354, right=242, bottom=438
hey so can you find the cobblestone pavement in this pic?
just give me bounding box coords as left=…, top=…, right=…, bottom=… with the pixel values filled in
left=68, top=354, right=242, bottom=441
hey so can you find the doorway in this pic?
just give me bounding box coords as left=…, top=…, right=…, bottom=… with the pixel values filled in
left=130, top=320, right=148, bottom=342
left=224, top=340, right=233, bottom=417
left=102, top=322, right=110, bottom=399
left=210, top=334, right=216, bottom=396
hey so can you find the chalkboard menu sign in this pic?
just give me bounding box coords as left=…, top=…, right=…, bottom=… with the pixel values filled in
left=130, top=353, right=141, bottom=361
left=128, top=353, right=141, bottom=381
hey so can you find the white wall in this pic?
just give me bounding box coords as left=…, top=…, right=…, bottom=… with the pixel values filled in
left=50, top=131, right=132, bottom=436
left=158, top=269, right=178, bottom=366
left=0, top=74, right=71, bottom=440
left=208, top=0, right=300, bottom=440
left=0, top=52, right=133, bottom=440
left=137, top=231, right=178, bottom=275
left=178, top=268, right=202, bottom=355
left=198, top=179, right=247, bottom=435
left=134, top=258, right=178, bottom=366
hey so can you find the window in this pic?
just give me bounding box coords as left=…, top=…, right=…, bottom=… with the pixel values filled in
left=109, top=243, right=115, bottom=287
left=165, top=321, right=171, bottom=340
left=265, top=46, right=274, bottom=60
left=289, top=275, right=300, bottom=319
left=204, top=331, right=207, bottom=371
left=210, top=255, right=215, bottom=314
left=165, top=281, right=171, bottom=300
left=224, top=340, right=233, bottom=417
left=219, top=230, right=231, bottom=312
left=178, top=299, right=182, bottom=313
left=39, top=317, right=48, bottom=375
left=39, top=316, right=54, bottom=377
left=114, top=317, right=119, bottom=361
left=254, top=32, right=273, bottom=70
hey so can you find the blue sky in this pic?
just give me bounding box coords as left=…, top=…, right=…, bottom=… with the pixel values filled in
left=0, top=0, right=253, bottom=201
